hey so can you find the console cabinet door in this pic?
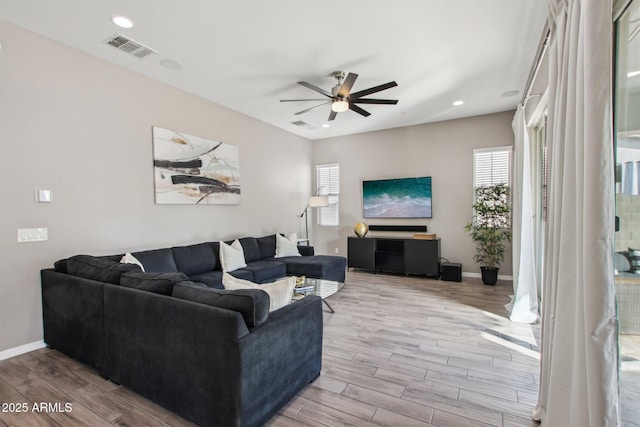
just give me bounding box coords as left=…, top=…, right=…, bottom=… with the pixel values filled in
left=347, top=237, right=375, bottom=270
left=404, top=239, right=440, bottom=276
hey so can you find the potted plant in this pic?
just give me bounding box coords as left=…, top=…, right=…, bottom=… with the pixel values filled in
left=464, top=183, right=512, bottom=285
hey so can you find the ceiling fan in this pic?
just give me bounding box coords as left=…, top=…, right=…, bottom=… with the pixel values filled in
left=280, top=71, right=398, bottom=121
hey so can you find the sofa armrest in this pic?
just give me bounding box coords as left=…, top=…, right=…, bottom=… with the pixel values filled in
left=237, top=295, right=323, bottom=426
left=102, top=286, right=322, bottom=427
left=41, top=269, right=107, bottom=375
left=103, top=284, right=250, bottom=426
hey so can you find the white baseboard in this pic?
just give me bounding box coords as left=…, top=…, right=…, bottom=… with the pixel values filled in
left=0, top=340, right=46, bottom=361
left=462, top=272, right=513, bottom=281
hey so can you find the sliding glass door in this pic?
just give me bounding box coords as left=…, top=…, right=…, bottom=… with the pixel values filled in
left=614, top=0, right=640, bottom=342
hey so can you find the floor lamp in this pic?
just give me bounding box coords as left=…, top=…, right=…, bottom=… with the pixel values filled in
left=300, top=195, right=329, bottom=243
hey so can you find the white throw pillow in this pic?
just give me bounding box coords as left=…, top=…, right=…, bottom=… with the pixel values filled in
left=120, top=252, right=145, bottom=272
left=222, top=273, right=296, bottom=312
left=219, top=240, right=247, bottom=272
left=275, top=233, right=301, bottom=258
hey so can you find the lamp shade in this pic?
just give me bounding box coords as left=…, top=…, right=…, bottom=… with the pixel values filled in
left=331, top=99, right=349, bottom=113
left=308, top=195, right=329, bottom=207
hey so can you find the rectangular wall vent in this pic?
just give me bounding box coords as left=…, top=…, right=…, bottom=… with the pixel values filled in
left=104, top=34, right=156, bottom=59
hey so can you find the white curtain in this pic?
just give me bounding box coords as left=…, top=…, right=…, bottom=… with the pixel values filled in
left=534, top=0, right=620, bottom=426
left=508, top=104, right=539, bottom=323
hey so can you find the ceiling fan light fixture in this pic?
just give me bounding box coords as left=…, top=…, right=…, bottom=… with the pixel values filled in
left=332, top=98, right=349, bottom=113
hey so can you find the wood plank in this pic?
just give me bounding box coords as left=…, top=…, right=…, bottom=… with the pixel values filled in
left=1, top=271, right=636, bottom=426
left=67, top=383, right=133, bottom=422
left=342, top=384, right=435, bottom=423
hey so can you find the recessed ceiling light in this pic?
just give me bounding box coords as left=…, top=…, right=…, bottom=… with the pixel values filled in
left=160, top=59, right=182, bottom=70
left=322, top=124, right=330, bottom=128
left=111, top=15, right=134, bottom=29
left=453, top=100, right=464, bottom=106
left=501, top=90, right=520, bottom=97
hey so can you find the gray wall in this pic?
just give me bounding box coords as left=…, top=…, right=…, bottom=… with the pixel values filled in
left=0, top=22, right=311, bottom=353
left=0, top=21, right=517, bottom=354
left=310, top=111, right=515, bottom=277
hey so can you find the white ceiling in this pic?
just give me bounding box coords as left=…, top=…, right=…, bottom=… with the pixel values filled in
left=0, top=0, right=548, bottom=140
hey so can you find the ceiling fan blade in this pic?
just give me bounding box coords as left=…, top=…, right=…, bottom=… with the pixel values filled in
left=328, top=110, right=338, bottom=121
left=297, top=81, right=333, bottom=98
left=338, top=72, right=359, bottom=98
left=352, top=98, right=399, bottom=105
left=280, top=98, right=328, bottom=102
left=349, top=104, right=371, bottom=117
left=350, top=81, right=398, bottom=100
left=294, top=102, right=331, bottom=115
left=280, top=98, right=326, bottom=102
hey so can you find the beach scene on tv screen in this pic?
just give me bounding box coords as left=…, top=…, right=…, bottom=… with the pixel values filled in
left=363, top=176, right=432, bottom=218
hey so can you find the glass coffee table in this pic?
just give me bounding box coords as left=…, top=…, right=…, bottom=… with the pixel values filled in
left=294, top=277, right=344, bottom=313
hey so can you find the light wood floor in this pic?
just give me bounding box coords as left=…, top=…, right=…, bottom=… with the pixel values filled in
left=0, top=272, right=638, bottom=426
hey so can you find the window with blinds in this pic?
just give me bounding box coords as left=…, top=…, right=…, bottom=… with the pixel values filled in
left=316, top=163, right=340, bottom=226
left=472, top=147, right=512, bottom=225
left=473, top=146, right=512, bottom=188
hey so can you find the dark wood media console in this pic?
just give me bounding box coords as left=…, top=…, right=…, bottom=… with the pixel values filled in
left=347, top=236, right=441, bottom=277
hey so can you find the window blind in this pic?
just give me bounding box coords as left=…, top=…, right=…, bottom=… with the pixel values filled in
left=316, top=163, right=339, bottom=226
left=473, top=147, right=512, bottom=188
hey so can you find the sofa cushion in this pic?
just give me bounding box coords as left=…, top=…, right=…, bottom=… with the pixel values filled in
left=189, top=271, right=224, bottom=289
left=239, top=237, right=261, bottom=263
left=275, top=233, right=301, bottom=258
left=298, top=245, right=314, bottom=256
left=237, top=260, right=287, bottom=284
left=172, top=282, right=270, bottom=327
left=229, top=269, right=254, bottom=281
left=67, top=255, right=142, bottom=284
left=222, top=273, right=295, bottom=312
left=172, top=243, right=218, bottom=275
left=219, top=240, right=247, bottom=272
left=131, top=248, right=178, bottom=273
left=629, top=248, right=640, bottom=274
left=120, top=271, right=189, bottom=295
left=54, top=258, right=68, bottom=274
left=278, top=255, right=346, bottom=283
left=256, top=234, right=277, bottom=259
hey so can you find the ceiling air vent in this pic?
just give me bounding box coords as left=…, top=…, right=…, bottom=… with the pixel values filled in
left=104, top=34, right=156, bottom=59
left=291, top=120, right=309, bottom=127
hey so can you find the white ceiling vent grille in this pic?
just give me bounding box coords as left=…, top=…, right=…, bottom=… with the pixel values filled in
left=291, top=120, right=309, bottom=127
left=104, top=34, right=156, bottom=58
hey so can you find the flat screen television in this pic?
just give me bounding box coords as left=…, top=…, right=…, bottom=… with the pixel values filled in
left=362, top=176, right=432, bottom=218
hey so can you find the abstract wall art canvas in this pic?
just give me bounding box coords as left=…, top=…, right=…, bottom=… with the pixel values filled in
left=362, top=176, right=432, bottom=218
left=152, top=127, right=240, bottom=204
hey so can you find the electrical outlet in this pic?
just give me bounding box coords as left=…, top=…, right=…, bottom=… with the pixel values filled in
left=335, top=247, right=339, bottom=254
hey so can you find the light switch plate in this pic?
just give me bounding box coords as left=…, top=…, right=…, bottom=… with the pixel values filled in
left=17, top=228, right=48, bottom=242
left=35, top=189, right=52, bottom=203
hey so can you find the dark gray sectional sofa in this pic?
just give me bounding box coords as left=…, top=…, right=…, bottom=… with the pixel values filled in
left=40, top=234, right=346, bottom=427
left=129, top=234, right=346, bottom=287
